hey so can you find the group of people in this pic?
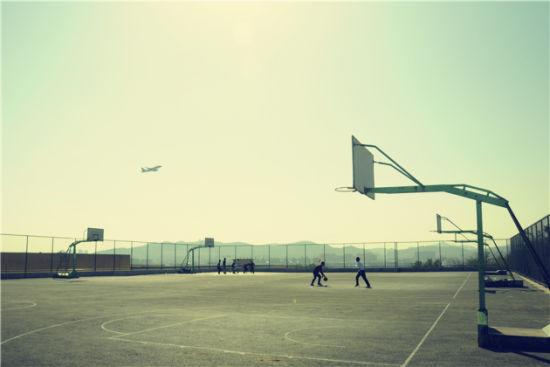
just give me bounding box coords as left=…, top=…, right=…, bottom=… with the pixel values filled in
left=214, top=256, right=372, bottom=288
left=216, top=258, right=255, bottom=274
left=311, top=257, right=371, bottom=288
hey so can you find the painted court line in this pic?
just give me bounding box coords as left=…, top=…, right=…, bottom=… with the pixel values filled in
left=109, top=314, right=225, bottom=339
left=453, top=272, right=472, bottom=299
left=113, top=337, right=400, bottom=366
left=284, top=327, right=346, bottom=348
left=1, top=310, right=161, bottom=346
left=401, top=272, right=471, bottom=367
left=400, top=302, right=451, bottom=367
left=2, top=301, right=37, bottom=311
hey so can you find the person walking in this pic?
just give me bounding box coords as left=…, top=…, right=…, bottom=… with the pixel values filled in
left=355, top=257, right=371, bottom=288
left=217, top=259, right=221, bottom=275
left=223, top=258, right=227, bottom=274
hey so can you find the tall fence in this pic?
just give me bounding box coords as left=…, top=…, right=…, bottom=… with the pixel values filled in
left=1, top=233, right=511, bottom=276
left=508, top=215, right=550, bottom=285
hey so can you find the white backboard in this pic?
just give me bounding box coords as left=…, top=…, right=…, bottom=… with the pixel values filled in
left=352, top=136, right=375, bottom=199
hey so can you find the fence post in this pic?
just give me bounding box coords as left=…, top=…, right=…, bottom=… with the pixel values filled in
left=343, top=245, right=346, bottom=269
left=24, top=236, right=29, bottom=275
left=304, top=244, right=307, bottom=269
left=439, top=241, right=442, bottom=269
left=286, top=245, right=288, bottom=269
left=114, top=240, right=117, bottom=271
left=384, top=242, right=387, bottom=269
left=50, top=237, right=54, bottom=273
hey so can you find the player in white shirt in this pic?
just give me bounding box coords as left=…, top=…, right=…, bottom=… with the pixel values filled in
left=355, top=257, right=371, bottom=288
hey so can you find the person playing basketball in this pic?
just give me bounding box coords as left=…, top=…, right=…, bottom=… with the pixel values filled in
left=355, top=257, right=371, bottom=288
left=311, top=261, right=327, bottom=287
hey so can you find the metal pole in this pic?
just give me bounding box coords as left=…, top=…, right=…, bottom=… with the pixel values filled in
left=476, top=200, right=489, bottom=347
left=114, top=240, right=116, bottom=271
left=394, top=242, right=398, bottom=269
left=343, top=245, right=346, bottom=269
left=462, top=242, right=465, bottom=268
left=323, top=244, right=326, bottom=262
left=268, top=245, right=271, bottom=270
left=384, top=242, right=388, bottom=269
left=174, top=243, right=177, bottom=270
left=131, top=242, right=134, bottom=270
left=50, top=237, right=54, bottom=273
left=439, top=241, right=442, bottom=269
left=304, top=244, right=307, bottom=269
left=24, top=236, right=29, bottom=275
left=417, top=242, right=420, bottom=265
left=363, top=244, right=366, bottom=266
left=94, top=241, right=97, bottom=272
left=146, top=243, right=149, bottom=270
left=286, top=245, right=288, bottom=269
left=72, top=243, right=77, bottom=274
left=161, top=243, right=163, bottom=270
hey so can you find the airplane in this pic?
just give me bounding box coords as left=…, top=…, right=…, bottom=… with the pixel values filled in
left=141, top=165, right=162, bottom=173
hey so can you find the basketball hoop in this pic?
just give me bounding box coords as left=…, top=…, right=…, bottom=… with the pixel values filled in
left=335, top=187, right=357, bottom=192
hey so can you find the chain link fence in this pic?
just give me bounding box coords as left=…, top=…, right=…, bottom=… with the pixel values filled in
left=508, top=215, right=550, bottom=285
left=1, top=233, right=511, bottom=276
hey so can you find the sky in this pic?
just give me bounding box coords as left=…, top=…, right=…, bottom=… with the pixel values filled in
left=2, top=1, right=548, bottom=245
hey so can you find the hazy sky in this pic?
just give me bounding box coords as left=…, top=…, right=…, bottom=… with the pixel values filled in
left=2, top=1, right=548, bottom=244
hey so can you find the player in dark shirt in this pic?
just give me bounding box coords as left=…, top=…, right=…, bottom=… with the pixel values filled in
left=311, top=261, right=326, bottom=286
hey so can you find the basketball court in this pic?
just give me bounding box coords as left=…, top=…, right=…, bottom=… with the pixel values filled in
left=2, top=272, right=549, bottom=366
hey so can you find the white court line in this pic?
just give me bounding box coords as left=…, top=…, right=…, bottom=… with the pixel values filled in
left=401, top=272, right=472, bottom=367
left=1, top=310, right=160, bottom=346
left=101, top=313, right=173, bottom=335
left=400, top=302, right=451, bottom=367
left=453, top=272, right=472, bottom=299
left=113, top=337, right=400, bottom=366
left=2, top=301, right=37, bottom=311
left=284, top=327, right=346, bottom=348
left=109, top=314, right=224, bottom=338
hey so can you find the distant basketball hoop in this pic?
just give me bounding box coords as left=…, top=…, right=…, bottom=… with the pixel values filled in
left=86, top=228, right=104, bottom=242
left=335, top=187, right=357, bottom=192
left=204, top=238, right=214, bottom=248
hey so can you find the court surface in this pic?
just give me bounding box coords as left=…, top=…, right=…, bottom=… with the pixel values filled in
left=2, top=271, right=549, bottom=366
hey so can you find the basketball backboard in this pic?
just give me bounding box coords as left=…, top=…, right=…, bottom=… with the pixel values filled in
left=87, top=228, right=104, bottom=241
left=205, top=238, right=214, bottom=248
left=352, top=135, right=375, bottom=199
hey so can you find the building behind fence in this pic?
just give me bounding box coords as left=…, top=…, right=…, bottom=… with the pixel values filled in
left=1, top=233, right=511, bottom=276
